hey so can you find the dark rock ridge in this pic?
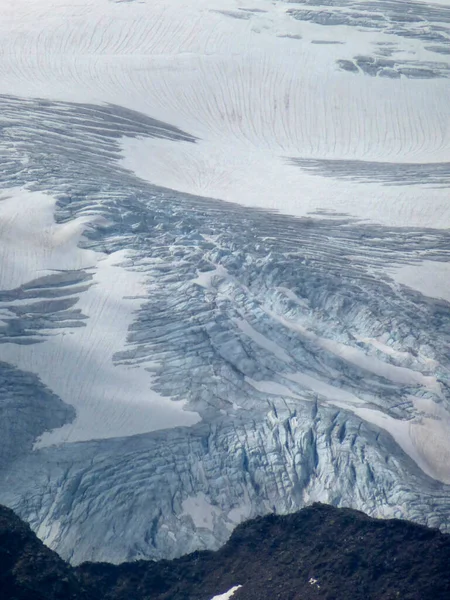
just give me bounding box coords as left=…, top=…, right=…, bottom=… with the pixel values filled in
left=0, top=505, right=92, bottom=600
left=1, top=503, right=449, bottom=600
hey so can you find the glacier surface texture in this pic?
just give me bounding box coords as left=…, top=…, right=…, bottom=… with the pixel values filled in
left=0, top=0, right=449, bottom=564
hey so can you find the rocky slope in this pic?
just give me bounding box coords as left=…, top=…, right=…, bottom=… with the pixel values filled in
left=1, top=503, right=450, bottom=600
left=0, top=505, right=92, bottom=600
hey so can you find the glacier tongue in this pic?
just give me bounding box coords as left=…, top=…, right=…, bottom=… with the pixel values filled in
left=2, top=402, right=450, bottom=565
left=0, top=94, right=449, bottom=564
left=1, top=0, right=450, bottom=565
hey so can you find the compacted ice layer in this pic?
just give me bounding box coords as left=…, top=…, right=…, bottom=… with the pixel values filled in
left=3, top=402, right=450, bottom=565
left=0, top=188, right=200, bottom=446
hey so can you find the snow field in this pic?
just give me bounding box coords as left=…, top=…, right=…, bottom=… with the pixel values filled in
left=1, top=0, right=449, bottom=487
left=210, top=586, right=242, bottom=600
left=0, top=188, right=200, bottom=446
left=1, top=0, right=449, bottom=227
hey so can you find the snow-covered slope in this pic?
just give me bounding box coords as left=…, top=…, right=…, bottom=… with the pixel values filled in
left=0, top=0, right=449, bottom=563
left=210, top=587, right=242, bottom=600
left=2, top=0, right=450, bottom=225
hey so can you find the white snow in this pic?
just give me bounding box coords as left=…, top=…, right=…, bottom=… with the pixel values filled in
left=227, top=489, right=252, bottom=524
left=266, top=309, right=442, bottom=395
left=191, top=265, right=229, bottom=289
left=0, top=189, right=97, bottom=290
left=348, top=399, right=450, bottom=485
left=210, top=586, right=242, bottom=600
left=36, top=519, right=62, bottom=549
left=260, top=306, right=450, bottom=483
left=0, top=188, right=200, bottom=447
left=1, top=0, right=449, bottom=484
left=355, top=335, right=439, bottom=370
left=245, top=377, right=301, bottom=399
left=234, top=318, right=293, bottom=364
left=181, top=493, right=221, bottom=530
left=0, top=0, right=449, bottom=228
left=284, top=372, right=365, bottom=407
left=389, top=261, right=450, bottom=304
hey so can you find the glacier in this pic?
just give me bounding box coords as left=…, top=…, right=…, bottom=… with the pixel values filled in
left=0, top=0, right=450, bottom=564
